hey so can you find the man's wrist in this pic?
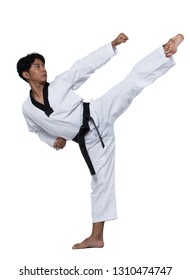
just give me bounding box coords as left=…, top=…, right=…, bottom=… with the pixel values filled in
left=111, top=40, right=117, bottom=49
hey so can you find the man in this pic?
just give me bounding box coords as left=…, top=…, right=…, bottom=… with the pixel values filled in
left=17, top=33, right=184, bottom=249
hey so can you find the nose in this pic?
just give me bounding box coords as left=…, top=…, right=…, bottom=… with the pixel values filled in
left=42, top=65, right=46, bottom=72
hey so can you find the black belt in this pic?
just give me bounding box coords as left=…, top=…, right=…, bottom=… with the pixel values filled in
left=72, top=102, right=105, bottom=175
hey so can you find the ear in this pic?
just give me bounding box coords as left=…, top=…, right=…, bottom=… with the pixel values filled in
left=22, top=71, right=30, bottom=80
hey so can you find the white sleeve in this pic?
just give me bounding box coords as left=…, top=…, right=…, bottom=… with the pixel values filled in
left=56, top=43, right=117, bottom=90
left=23, top=112, right=56, bottom=148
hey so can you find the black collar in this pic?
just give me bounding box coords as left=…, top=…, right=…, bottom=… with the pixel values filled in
left=30, top=82, right=54, bottom=117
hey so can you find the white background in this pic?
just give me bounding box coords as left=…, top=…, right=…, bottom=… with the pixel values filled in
left=0, top=0, right=189, bottom=279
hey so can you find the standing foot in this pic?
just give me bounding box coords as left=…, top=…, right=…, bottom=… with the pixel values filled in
left=163, top=34, right=184, bottom=57
left=72, top=221, right=105, bottom=249
left=72, top=235, right=104, bottom=249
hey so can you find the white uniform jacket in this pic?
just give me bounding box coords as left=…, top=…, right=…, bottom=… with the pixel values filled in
left=22, top=43, right=117, bottom=147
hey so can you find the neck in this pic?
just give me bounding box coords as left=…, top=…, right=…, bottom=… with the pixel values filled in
left=30, top=82, right=46, bottom=104
left=30, top=82, right=45, bottom=99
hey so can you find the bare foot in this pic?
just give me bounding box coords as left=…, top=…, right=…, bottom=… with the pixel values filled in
left=163, top=34, right=184, bottom=57
left=72, top=236, right=104, bottom=249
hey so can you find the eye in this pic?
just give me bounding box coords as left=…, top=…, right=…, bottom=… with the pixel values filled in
left=33, top=64, right=40, bottom=69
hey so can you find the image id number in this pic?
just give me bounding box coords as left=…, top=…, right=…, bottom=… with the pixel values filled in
left=113, top=266, right=172, bottom=276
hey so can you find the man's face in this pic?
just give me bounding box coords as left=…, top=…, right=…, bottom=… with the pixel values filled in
left=24, top=58, right=47, bottom=84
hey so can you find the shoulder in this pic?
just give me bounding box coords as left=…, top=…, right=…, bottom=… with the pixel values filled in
left=22, top=96, right=33, bottom=117
left=22, top=96, right=30, bottom=108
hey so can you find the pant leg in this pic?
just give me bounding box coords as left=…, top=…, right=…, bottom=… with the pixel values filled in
left=90, top=46, right=175, bottom=126
left=85, top=125, right=117, bottom=223
left=87, top=46, right=175, bottom=223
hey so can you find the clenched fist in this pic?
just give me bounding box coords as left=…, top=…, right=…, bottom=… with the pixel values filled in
left=112, top=33, right=129, bottom=49
left=54, top=137, right=67, bottom=149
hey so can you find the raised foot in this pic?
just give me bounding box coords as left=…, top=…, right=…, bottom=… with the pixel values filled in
left=164, top=34, right=184, bottom=57
left=72, top=236, right=104, bottom=249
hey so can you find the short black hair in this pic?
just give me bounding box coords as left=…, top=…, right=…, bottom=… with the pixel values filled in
left=16, top=53, right=45, bottom=82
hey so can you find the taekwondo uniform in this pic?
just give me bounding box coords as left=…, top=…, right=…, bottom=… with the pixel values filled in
left=22, top=43, right=175, bottom=223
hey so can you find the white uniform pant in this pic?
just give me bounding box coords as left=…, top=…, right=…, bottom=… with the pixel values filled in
left=86, top=46, right=175, bottom=223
